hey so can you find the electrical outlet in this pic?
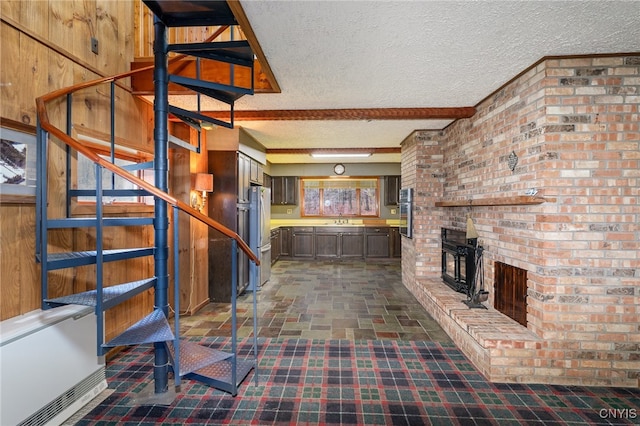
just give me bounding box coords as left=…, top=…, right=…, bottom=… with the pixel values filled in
left=287, top=208, right=292, bottom=215
left=391, top=208, right=397, bottom=215
left=91, top=37, right=99, bottom=54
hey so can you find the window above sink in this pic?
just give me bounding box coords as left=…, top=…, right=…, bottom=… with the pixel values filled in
left=300, top=177, right=379, bottom=218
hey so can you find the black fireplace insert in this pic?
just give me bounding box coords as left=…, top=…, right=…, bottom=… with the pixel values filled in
left=441, top=228, right=477, bottom=294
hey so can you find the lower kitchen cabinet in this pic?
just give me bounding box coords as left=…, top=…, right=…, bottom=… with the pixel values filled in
left=390, top=227, right=402, bottom=258
left=365, top=227, right=390, bottom=258
left=292, top=227, right=314, bottom=258
left=272, top=225, right=400, bottom=263
left=315, top=227, right=364, bottom=259
left=279, top=227, right=292, bottom=257
left=270, top=228, right=280, bottom=265
left=315, top=230, right=339, bottom=258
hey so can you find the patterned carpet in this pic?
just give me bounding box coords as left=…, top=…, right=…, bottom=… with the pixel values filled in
left=71, top=337, right=640, bottom=425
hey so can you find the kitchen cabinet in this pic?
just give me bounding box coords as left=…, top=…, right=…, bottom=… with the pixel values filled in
left=390, top=227, right=402, bottom=258
left=208, top=150, right=261, bottom=302
left=365, top=227, right=390, bottom=258
left=384, top=175, right=401, bottom=206
left=341, top=229, right=365, bottom=258
left=314, top=227, right=339, bottom=258
left=249, top=158, right=264, bottom=185
left=237, top=152, right=251, bottom=203
left=292, top=226, right=314, bottom=258
left=236, top=204, right=250, bottom=293
left=315, top=227, right=364, bottom=259
left=271, top=225, right=400, bottom=260
left=272, top=176, right=298, bottom=205
left=279, top=227, right=292, bottom=257
left=270, top=228, right=280, bottom=265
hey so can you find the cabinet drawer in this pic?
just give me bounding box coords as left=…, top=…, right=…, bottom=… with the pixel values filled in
left=366, top=227, right=390, bottom=234
left=292, top=227, right=314, bottom=233
left=340, top=227, right=363, bottom=234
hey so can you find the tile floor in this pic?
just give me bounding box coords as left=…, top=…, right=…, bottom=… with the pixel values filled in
left=180, top=259, right=453, bottom=344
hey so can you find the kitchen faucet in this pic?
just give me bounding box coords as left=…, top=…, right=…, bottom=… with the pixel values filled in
left=335, top=213, right=348, bottom=224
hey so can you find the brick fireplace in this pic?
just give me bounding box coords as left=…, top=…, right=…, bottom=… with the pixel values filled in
left=401, top=54, right=639, bottom=387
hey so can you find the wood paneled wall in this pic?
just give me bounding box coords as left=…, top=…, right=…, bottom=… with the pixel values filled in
left=170, top=124, right=210, bottom=315
left=0, top=0, right=155, bottom=333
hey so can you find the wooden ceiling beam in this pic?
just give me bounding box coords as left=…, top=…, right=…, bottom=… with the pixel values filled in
left=266, top=147, right=400, bottom=154
left=202, top=107, right=476, bottom=121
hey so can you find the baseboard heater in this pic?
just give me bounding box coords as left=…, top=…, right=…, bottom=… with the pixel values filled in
left=0, top=305, right=107, bottom=426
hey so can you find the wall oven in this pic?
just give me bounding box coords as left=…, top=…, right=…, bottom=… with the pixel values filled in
left=399, top=188, right=413, bottom=238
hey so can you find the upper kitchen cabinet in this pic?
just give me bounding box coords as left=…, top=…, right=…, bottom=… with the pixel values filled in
left=272, top=176, right=298, bottom=205
left=384, top=175, right=401, bottom=206
left=237, top=152, right=251, bottom=203
left=249, top=157, right=264, bottom=185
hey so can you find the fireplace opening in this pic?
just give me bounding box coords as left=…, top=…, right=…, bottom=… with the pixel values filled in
left=441, top=228, right=477, bottom=295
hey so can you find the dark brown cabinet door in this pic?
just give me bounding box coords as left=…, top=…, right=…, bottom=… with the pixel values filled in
left=279, top=227, right=292, bottom=257
left=341, top=232, right=364, bottom=258
left=270, top=229, right=280, bottom=265
left=272, top=176, right=298, bottom=205
left=236, top=205, right=250, bottom=292
left=390, top=227, right=402, bottom=258
left=365, top=227, right=390, bottom=257
left=237, top=153, right=250, bottom=203
left=315, top=232, right=339, bottom=258
left=384, top=175, right=401, bottom=206
left=292, top=227, right=314, bottom=257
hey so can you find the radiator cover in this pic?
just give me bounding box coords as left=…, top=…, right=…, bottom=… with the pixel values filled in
left=0, top=305, right=107, bottom=426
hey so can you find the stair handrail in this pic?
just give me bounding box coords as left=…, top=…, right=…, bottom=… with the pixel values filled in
left=35, top=55, right=259, bottom=265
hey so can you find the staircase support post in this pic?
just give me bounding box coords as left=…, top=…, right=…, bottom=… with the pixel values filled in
left=152, top=15, right=170, bottom=395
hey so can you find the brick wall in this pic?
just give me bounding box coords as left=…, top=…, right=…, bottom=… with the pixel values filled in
left=402, top=54, right=639, bottom=387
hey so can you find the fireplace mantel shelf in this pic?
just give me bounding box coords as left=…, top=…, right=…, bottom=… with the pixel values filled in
left=435, top=195, right=555, bottom=207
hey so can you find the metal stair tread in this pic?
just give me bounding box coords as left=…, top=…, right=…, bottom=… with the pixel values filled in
left=41, top=247, right=154, bottom=270
left=46, top=217, right=155, bottom=229
left=142, top=0, right=237, bottom=28
left=167, top=340, right=234, bottom=377
left=168, top=73, right=252, bottom=98
left=185, top=358, right=255, bottom=395
left=168, top=105, right=233, bottom=130
left=69, top=188, right=152, bottom=197
left=103, top=309, right=174, bottom=348
left=168, top=40, right=253, bottom=66
left=168, top=75, right=251, bottom=104
left=44, top=278, right=156, bottom=309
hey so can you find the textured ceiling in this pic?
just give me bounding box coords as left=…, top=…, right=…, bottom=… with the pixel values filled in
left=223, top=1, right=640, bottom=164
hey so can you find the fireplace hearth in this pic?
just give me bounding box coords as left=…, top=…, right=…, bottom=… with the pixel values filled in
left=441, top=228, right=477, bottom=295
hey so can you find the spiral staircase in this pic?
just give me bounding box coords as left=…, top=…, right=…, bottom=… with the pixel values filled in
left=35, top=0, right=258, bottom=398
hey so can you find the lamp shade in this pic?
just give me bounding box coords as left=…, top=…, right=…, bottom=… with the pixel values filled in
left=194, top=173, right=213, bottom=192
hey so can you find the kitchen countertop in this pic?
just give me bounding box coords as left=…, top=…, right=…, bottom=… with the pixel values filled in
left=270, top=219, right=401, bottom=229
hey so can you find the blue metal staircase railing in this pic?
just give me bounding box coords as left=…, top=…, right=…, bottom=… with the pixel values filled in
left=34, top=0, right=259, bottom=397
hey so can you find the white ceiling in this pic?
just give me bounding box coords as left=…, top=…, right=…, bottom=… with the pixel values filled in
left=223, top=1, right=640, bottom=164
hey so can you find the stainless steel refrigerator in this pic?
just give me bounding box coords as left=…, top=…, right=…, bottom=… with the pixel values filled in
left=249, top=186, right=271, bottom=290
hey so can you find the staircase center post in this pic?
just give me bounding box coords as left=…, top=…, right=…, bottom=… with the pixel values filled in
left=152, top=15, right=170, bottom=395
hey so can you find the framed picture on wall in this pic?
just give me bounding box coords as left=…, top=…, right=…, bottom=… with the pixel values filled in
left=0, top=123, right=37, bottom=203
